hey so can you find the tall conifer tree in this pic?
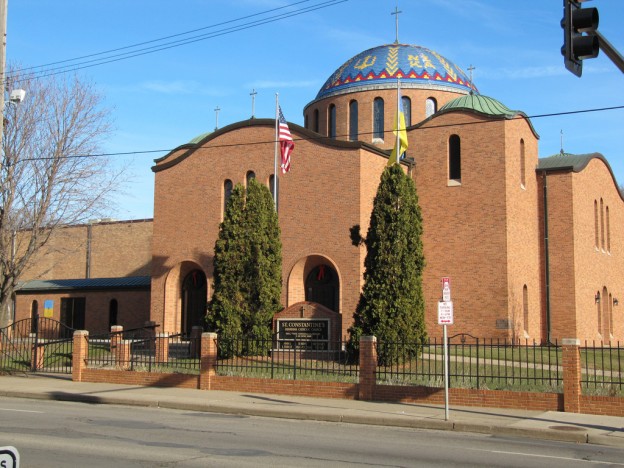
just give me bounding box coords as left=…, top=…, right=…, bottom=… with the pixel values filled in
left=207, top=179, right=282, bottom=351
left=348, top=164, right=426, bottom=364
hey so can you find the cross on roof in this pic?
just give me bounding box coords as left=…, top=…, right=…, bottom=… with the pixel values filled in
left=391, top=6, right=402, bottom=44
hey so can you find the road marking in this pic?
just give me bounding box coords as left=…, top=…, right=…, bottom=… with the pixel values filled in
left=0, top=408, right=44, bottom=413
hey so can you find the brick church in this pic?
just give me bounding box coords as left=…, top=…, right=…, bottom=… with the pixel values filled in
left=15, top=42, right=623, bottom=344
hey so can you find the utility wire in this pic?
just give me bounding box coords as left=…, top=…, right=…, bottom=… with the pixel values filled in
left=7, top=0, right=347, bottom=84
left=13, top=104, right=624, bottom=163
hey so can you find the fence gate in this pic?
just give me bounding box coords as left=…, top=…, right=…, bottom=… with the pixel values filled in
left=0, top=315, right=76, bottom=374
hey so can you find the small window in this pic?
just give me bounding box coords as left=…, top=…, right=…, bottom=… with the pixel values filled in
left=401, top=96, right=411, bottom=127
left=304, top=114, right=309, bottom=129
left=602, top=286, right=609, bottom=337
left=349, top=100, right=358, bottom=141
left=313, top=109, right=319, bottom=133
left=520, top=139, right=526, bottom=188
left=449, top=134, right=461, bottom=182
left=373, top=97, right=384, bottom=140
left=223, top=179, right=233, bottom=215
left=246, top=171, right=256, bottom=187
left=31, top=300, right=39, bottom=334
left=425, top=97, right=437, bottom=118
left=328, top=104, right=336, bottom=139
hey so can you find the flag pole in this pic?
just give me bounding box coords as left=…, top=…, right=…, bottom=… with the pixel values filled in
left=395, top=77, right=401, bottom=164
left=274, top=93, right=279, bottom=211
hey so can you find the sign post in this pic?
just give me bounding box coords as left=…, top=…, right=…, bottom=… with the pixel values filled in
left=438, top=277, right=454, bottom=421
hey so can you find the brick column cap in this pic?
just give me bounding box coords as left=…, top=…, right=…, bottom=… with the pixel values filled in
left=73, top=330, right=89, bottom=336
left=562, top=338, right=580, bottom=346
left=360, top=335, right=376, bottom=342
left=202, top=332, right=218, bottom=339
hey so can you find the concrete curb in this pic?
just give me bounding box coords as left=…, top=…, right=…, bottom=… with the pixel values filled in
left=3, top=388, right=622, bottom=447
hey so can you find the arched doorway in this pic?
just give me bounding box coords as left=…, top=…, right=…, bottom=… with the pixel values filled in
left=181, top=270, right=207, bottom=336
left=305, top=264, right=339, bottom=312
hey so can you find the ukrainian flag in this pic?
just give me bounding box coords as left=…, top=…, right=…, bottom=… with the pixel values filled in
left=388, top=86, right=408, bottom=166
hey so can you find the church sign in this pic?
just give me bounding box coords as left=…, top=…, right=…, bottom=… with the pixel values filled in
left=277, top=319, right=329, bottom=350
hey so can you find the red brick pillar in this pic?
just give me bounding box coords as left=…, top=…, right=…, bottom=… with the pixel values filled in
left=110, top=325, right=123, bottom=353
left=190, top=326, right=203, bottom=358
left=358, top=335, right=377, bottom=401
left=155, top=333, right=169, bottom=363
left=117, top=340, right=131, bottom=369
left=72, top=330, right=89, bottom=382
left=31, top=343, right=45, bottom=370
left=562, top=338, right=582, bottom=413
left=199, top=332, right=218, bottom=390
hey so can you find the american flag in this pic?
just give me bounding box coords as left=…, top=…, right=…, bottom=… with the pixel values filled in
left=278, top=106, right=294, bottom=174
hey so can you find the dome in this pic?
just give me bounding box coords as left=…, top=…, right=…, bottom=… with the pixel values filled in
left=314, top=43, right=477, bottom=101
left=438, top=94, right=515, bottom=117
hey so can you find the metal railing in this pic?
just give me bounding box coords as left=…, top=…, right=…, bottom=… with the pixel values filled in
left=581, top=341, right=624, bottom=394
left=215, top=334, right=358, bottom=382
left=87, top=327, right=200, bottom=375
left=377, top=335, right=563, bottom=392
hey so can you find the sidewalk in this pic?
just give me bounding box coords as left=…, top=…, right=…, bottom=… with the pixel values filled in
left=1, top=373, right=623, bottom=448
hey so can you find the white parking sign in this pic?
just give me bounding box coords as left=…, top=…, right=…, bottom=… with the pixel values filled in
left=438, top=301, right=454, bottom=325
left=0, top=446, right=20, bottom=468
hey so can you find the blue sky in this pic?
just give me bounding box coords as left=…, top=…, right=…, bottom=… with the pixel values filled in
left=9, top=0, right=624, bottom=220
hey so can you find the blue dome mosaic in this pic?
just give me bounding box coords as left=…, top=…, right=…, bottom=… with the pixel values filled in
left=315, top=43, right=477, bottom=100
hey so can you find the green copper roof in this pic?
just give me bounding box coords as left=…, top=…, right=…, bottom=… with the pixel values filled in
left=438, top=93, right=515, bottom=117
left=537, top=152, right=603, bottom=172
left=188, top=131, right=211, bottom=144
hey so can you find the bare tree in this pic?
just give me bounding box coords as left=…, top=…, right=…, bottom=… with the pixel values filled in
left=0, top=65, right=120, bottom=327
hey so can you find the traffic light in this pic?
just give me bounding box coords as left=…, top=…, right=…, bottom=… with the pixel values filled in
left=561, top=0, right=600, bottom=77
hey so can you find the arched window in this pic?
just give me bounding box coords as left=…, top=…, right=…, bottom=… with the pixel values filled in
left=425, top=97, right=437, bottom=118
left=373, top=97, right=384, bottom=140
left=246, top=171, right=255, bottom=186
left=523, top=285, right=529, bottom=336
left=449, top=134, right=461, bottom=182
left=304, top=114, right=309, bottom=129
left=594, top=200, right=599, bottom=249
left=313, top=109, right=319, bottom=133
left=401, top=96, right=412, bottom=127
left=600, top=198, right=605, bottom=251
left=328, top=104, right=336, bottom=139
left=109, top=299, right=118, bottom=329
left=349, top=100, right=358, bottom=141
left=609, top=292, right=614, bottom=338
left=223, top=179, right=233, bottom=215
left=602, top=286, right=609, bottom=338
left=520, top=139, right=526, bottom=188
left=606, top=205, right=611, bottom=253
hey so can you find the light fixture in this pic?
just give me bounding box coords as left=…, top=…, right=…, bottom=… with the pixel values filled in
left=614, top=298, right=619, bottom=306
left=595, top=291, right=601, bottom=304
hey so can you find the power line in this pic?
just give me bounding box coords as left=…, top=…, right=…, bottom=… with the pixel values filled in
left=13, top=104, right=624, bottom=163
left=7, top=0, right=347, bottom=84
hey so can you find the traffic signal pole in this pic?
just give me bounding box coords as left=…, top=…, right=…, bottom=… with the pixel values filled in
left=596, top=31, right=624, bottom=74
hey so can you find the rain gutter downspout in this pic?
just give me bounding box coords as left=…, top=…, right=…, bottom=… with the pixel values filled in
left=542, top=170, right=552, bottom=344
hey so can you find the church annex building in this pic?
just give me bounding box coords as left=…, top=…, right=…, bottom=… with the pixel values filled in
left=15, top=42, right=624, bottom=344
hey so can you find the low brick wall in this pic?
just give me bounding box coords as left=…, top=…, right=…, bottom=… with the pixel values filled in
left=73, top=330, right=623, bottom=417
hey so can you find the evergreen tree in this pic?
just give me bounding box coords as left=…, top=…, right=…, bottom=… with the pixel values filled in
left=207, top=179, right=282, bottom=354
left=348, top=164, right=427, bottom=364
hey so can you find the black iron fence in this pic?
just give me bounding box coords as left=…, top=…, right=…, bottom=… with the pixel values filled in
left=377, top=335, right=564, bottom=392
left=87, top=326, right=200, bottom=375
left=581, top=341, right=624, bottom=394
left=0, top=316, right=75, bottom=374
left=215, top=334, right=358, bottom=382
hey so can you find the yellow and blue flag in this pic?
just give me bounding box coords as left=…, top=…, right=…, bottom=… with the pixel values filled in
left=388, top=89, right=408, bottom=166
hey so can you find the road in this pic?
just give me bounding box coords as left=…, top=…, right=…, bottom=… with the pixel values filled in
left=0, top=397, right=622, bottom=467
